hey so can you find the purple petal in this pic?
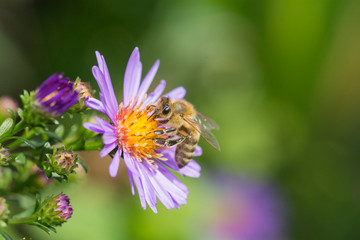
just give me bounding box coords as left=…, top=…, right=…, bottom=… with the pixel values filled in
left=137, top=60, right=160, bottom=101
left=109, top=148, right=122, bottom=177
left=156, top=164, right=188, bottom=205
left=159, top=148, right=179, bottom=171
left=143, top=80, right=166, bottom=106
left=92, top=67, right=109, bottom=99
left=95, top=51, right=118, bottom=115
left=159, top=146, right=202, bottom=178
left=123, top=150, right=137, bottom=174
left=157, top=163, right=189, bottom=194
left=179, top=160, right=201, bottom=178
left=99, top=92, right=116, bottom=123
left=146, top=168, right=175, bottom=209
left=85, top=98, right=106, bottom=114
left=100, top=55, right=118, bottom=112
left=164, top=86, right=186, bottom=99
left=95, top=117, right=115, bottom=133
left=123, top=47, right=142, bottom=106
left=100, top=142, right=118, bottom=157
left=83, top=122, right=104, bottom=134
left=127, top=169, right=135, bottom=195
left=137, top=163, right=157, bottom=208
left=102, top=132, right=117, bottom=144
left=172, top=196, right=180, bottom=209
left=92, top=66, right=118, bottom=119
left=131, top=173, right=147, bottom=209
left=149, top=204, right=158, bottom=214
left=194, top=146, right=203, bottom=157
left=95, top=51, right=104, bottom=72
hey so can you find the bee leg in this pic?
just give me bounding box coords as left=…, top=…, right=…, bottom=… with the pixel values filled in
left=166, top=136, right=186, bottom=147
left=153, top=128, right=177, bottom=135
left=154, top=138, right=167, bottom=147
left=165, top=128, right=177, bottom=133
left=158, top=119, right=170, bottom=124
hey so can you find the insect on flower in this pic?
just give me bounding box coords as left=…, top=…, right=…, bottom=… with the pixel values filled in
left=150, top=96, right=220, bottom=168
left=83, top=47, right=202, bottom=213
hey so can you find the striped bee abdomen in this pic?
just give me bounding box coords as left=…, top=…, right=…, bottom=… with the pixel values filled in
left=175, top=129, right=200, bottom=168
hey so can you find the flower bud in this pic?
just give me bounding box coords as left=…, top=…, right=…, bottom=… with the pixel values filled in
left=70, top=77, right=94, bottom=112
left=50, top=150, right=78, bottom=176
left=0, top=147, right=11, bottom=166
left=33, top=73, right=78, bottom=117
left=0, top=197, right=9, bottom=227
left=36, top=193, right=73, bottom=227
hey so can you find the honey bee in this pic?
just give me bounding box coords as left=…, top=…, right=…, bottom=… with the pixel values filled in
left=149, top=96, right=220, bottom=168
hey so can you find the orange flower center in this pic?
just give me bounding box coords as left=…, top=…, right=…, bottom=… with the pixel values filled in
left=115, top=101, right=167, bottom=167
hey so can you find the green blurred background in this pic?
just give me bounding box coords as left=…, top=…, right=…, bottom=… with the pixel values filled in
left=1, top=0, right=360, bottom=239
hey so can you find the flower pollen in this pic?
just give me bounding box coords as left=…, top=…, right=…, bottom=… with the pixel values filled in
left=116, top=100, right=166, bottom=167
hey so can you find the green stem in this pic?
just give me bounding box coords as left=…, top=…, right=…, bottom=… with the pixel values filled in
left=7, top=216, right=37, bottom=225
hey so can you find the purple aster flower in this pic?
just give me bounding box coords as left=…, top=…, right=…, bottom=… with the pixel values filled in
left=83, top=47, right=202, bottom=213
left=34, top=73, right=78, bottom=117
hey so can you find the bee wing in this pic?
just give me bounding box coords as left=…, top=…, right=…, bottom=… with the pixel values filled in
left=182, top=116, right=221, bottom=151
left=194, top=111, right=220, bottom=130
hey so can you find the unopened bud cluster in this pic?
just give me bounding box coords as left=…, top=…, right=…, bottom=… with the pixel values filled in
left=49, top=150, right=78, bottom=176
left=36, top=193, right=73, bottom=227
left=70, top=77, right=94, bottom=112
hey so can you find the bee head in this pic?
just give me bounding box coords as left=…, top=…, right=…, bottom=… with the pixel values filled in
left=150, top=97, right=173, bottom=120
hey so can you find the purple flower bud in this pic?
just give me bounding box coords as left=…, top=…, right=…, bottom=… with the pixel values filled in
left=0, top=147, right=11, bottom=166
left=51, top=150, right=78, bottom=176
left=0, top=197, right=9, bottom=226
left=36, top=193, right=73, bottom=226
left=55, top=194, right=73, bottom=221
left=34, top=73, right=79, bottom=117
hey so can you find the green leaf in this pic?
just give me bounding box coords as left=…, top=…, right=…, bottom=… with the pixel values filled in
left=40, top=130, right=62, bottom=142
left=0, top=230, right=13, bottom=240
left=17, top=108, right=24, bottom=120
left=44, top=142, right=51, bottom=148
left=0, top=118, right=14, bottom=138
left=7, top=109, right=16, bottom=121
left=30, top=222, right=56, bottom=235
left=52, top=173, right=68, bottom=183
left=55, top=125, right=65, bottom=138
left=11, top=207, right=35, bottom=219
left=34, top=193, right=42, bottom=213
left=14, top=153, right=26, bottom=164
left=77, top=158, right=88, bottom=173
left=9, top=137, right=44, bottom=149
